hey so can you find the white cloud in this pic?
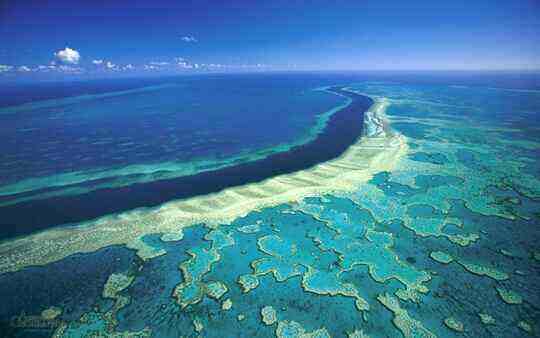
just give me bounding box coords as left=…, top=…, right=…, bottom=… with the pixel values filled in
left=144, top=64, right=158, bottom=70
left=175, top=57, right=193, bottom=69
left=54, top=47, right=81, bottom=64
left=0, top=64, right=13, bottom=72
left=150, top=61, right=169, bottom=66
left=58, top=65, right=83, bottom=73
left=177, top=62, right=192, bottom=69
left=92, top=59, right=120, bottom=70
left=180, top=35, right=197, bottom=42
left=35, top=65, right=57, bottom=72
left=18, top=66, right=31, bottom=72
left=123, top=64, right=134, bottom=70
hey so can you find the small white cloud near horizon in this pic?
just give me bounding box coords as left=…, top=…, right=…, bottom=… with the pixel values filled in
left=150, top=61, right=169, bottom=66
left=174, top=57, right=193, bottom=69
left=57, top=65, right=83, bottom=73
left=180, top=35, right=197, bottom=42
left=92, top=59, right=123, bottom=71
left=54, top=47, right=81, bottom=64
left=36, top=65, right=58, bottom=72
left=18, top=65, right=31, bottom=72
left=0, top=64, right=13, bottom=72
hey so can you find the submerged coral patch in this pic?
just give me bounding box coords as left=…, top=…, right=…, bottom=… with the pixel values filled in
left=261, top=305, right=278, bottom=325
left=478, top=313, right=496, bottom=325
left=444, top=317, right=464, bottom=332
left=41, top=306, right=62, bottom=320
left=205, top=281, right=228, bottom=300
left=276, top=320, right=331, bottom=338
left=173, top=229, right=234, bottom=308
left=221, top=298, right=233, bottom=310
left=238, top=273, right=260, bottom=293
left=377, top=293, right=436, bottom=338
left=496, top=287, right=523, bottom=304
left=458, top=261, right=509, bottom=281
left=103, top=273, right=134, bottom=299
left=429, top=251, right=453, bottom=264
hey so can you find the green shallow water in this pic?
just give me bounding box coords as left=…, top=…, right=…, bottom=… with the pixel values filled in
left=1, top=80, right=539, bottom=338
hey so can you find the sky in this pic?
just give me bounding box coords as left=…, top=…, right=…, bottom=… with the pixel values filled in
left=1, top=0, right=539, bottom=79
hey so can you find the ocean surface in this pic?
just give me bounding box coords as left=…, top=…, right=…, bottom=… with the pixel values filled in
left=0, top=75, right=345, bottom=204
left=0, top=72, right=539, bottom=337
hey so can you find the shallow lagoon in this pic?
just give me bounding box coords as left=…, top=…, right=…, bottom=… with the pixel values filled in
left=0, top=74, right=539, bottom=337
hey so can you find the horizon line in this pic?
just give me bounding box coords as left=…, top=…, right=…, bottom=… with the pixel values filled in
left=1, top=68, right=540, bottom=84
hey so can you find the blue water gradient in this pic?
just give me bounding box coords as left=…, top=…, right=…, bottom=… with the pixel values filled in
left=0, top=75, right=345, bottom=189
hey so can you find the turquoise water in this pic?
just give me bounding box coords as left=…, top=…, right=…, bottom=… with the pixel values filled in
left=0, top=74, right=539, bottom=337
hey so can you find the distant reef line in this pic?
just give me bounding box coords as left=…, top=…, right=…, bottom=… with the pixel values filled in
left=0, top=87, right=409, bottom=274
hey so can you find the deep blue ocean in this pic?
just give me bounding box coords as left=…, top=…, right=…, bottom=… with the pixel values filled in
left=0, top=72, right=539, bottom=338
left=0, top=75, right=346, bottom=188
